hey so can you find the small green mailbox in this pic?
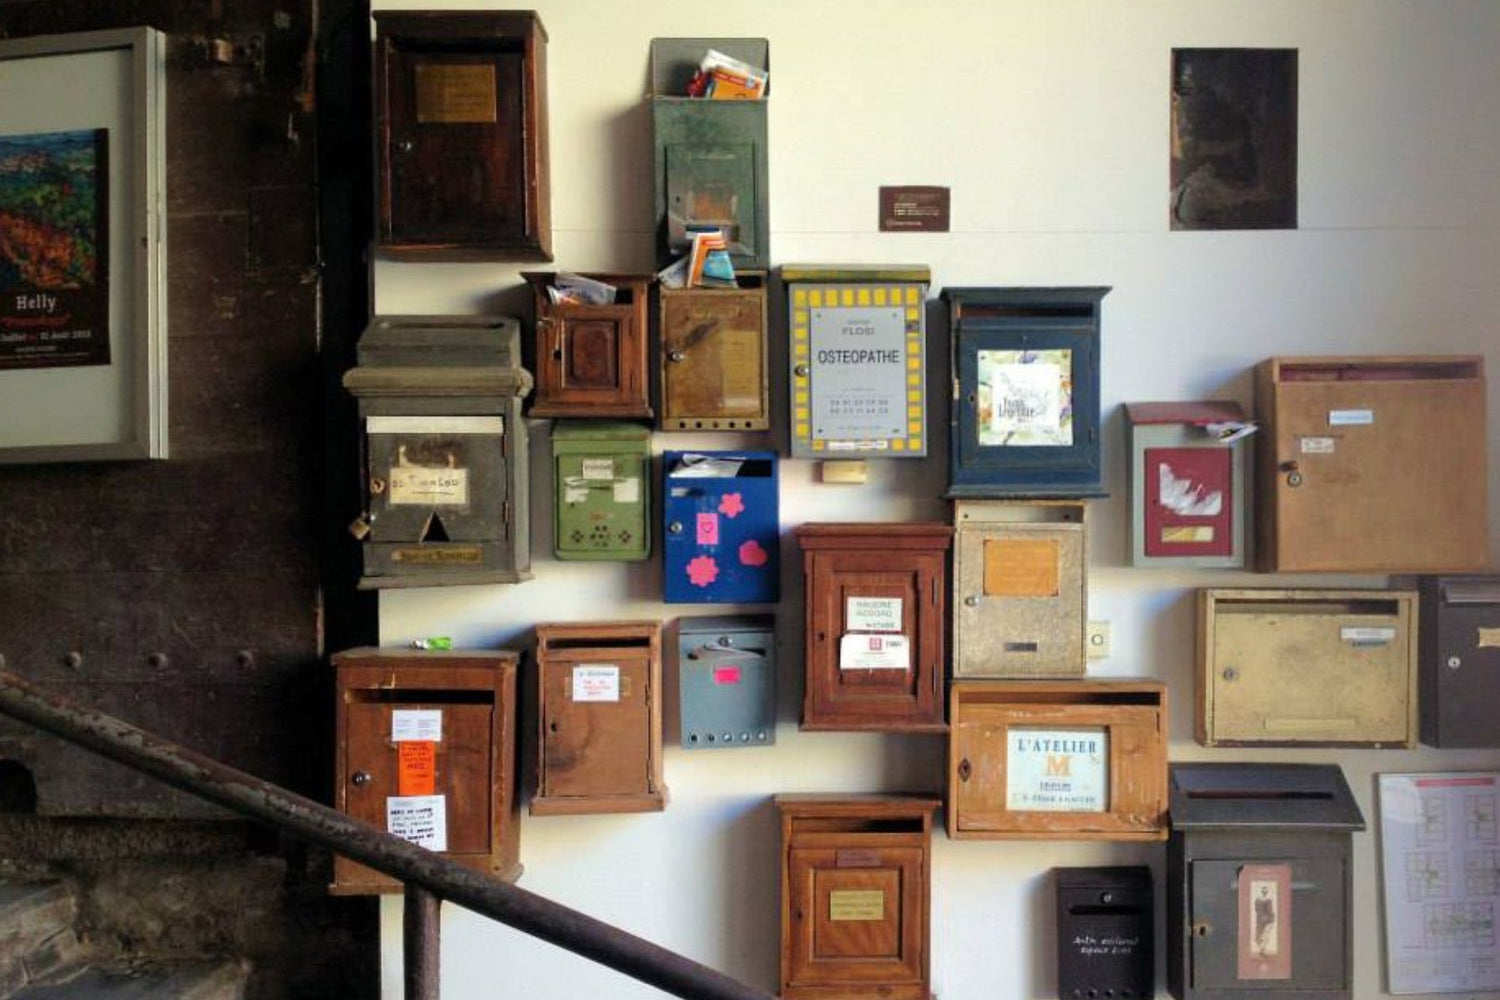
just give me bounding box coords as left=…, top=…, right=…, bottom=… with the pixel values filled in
left=552, top=422, right=652, bottom=561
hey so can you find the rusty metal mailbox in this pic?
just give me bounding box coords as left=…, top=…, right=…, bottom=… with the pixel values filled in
left=1420, top=575, right=1500, bottom=747
left=1057, top=866, right=1154, bottom=1000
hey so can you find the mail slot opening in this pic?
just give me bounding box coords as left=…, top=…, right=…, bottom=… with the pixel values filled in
left=542, top=635, right=654, bottom=651
left=1278, top=359, right=1482, bottom=382
left=374, top=317, right=513, bottom=333
left=793, top=816, right=928, bottom=836
left=962, top=304, right=1095, bottom=320
left=968, top=690, right=1163, bottom=707
left=1004, top=642, right=1041, bottom=653
left=1440, top=580, right=1500, bottom=605
left=1216, top=598, right=1403, bottom=618
left=1068, top=904, right=1148, bottom=917
left=348, top=688, right=495, bottom=706
left=1184, top=789, right=1334, bottom=801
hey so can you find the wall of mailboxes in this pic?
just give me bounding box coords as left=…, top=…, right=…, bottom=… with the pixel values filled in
left=351, top=9, right=1500, bottom=1000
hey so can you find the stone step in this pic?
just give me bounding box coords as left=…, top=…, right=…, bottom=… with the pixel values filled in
left=8, top=960, right=249, bottom=1000
left=0, top=882, right=84, bottom=998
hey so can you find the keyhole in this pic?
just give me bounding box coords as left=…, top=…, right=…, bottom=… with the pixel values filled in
left=548, top=719, right=558, bottom=733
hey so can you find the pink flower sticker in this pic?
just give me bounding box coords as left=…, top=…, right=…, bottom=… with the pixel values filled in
left=718, top=492, right=745, bottom=518
left=738, top=539, right=768, bottom=567
left=686, top=554, right=719, bottom=588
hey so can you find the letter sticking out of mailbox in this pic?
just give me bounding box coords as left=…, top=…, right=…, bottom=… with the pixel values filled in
left=663, top=451, right=779, bottom=603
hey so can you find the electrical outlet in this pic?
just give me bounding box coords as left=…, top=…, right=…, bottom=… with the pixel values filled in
left=1086, top=621, right=1111, bottom=659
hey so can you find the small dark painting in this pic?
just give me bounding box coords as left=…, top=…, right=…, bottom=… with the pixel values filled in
left=1171, top=48, right=1297, bottom=230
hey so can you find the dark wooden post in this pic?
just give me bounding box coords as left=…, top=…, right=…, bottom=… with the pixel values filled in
left=404, top=885, right=440, bottom=1000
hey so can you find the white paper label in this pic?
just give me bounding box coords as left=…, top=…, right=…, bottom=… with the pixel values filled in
left=572, top=664, right=620, bottom=702
left=1341, top=626, right=1396, bottom=646
left=563, top=485, right=588, bottom=504
left=613, top=478, right=640, bottom=504
left=1006, top=728, right=1108, bottom=812
left=387, top=794, right=448, bottom=851
left=846, top=596, right=903, bottom=633
left=391, top=709, right=443, bottom=743
left=1300, top=436, right=1336, bottom=454
left=1328, top=409, right=1374, bottom=426
left=839, top=633, right=910, bottom=670
left=581, top=458, right=615, bottom=480
left=389, top=467, right=469, bottom=506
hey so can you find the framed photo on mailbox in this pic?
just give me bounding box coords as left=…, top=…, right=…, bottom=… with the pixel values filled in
left=0, top=28, right=167, bottom=463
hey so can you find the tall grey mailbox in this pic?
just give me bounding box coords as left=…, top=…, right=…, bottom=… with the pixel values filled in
left=677, top=614, right=775, bottom=748
left=1167, top=763, right=1365, bottom=1000
left=1420, top=576, right=1500, bottom=747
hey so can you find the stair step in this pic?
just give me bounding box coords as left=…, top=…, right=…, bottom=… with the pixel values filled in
left=0, top=882, right=82, bottom=998
left=9, top=960, right=249, bottom=1000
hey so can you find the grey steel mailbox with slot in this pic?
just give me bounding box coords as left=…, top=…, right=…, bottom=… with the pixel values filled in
left=1056, top=866, right=1154, bottom=1000
left=1167, top=763, right=1365, bottom=1000
left=1420, top=575, right=1500, bottom=747
left=677, top=614, right=776, bottom=749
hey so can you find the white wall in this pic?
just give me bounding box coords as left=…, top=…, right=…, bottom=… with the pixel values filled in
left=371, top=2, right=1500, bottom=997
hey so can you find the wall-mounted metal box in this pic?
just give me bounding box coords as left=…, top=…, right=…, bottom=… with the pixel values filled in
left=1420, top=576, right=1500, bottom=747
left=785, top=265, right=930, bottom=459
left=658, top=273, right=769, bottom=430
left=1255, top=356, right=1487, bottom=572
left=1167, top=763, right=1365, bottom=1000
left=677, top=614, right=776, bottom=749
left=331, top=648, right=521, bottom=894
left=948, top=680, right=1168, bottom=841
left=343, top=315, right=533, bottom=588
left=1057, top=866, right=1155, bottom=1000
left=552, top=422, right=651, bottom=561
left=532, top=621, right=666, bottom=815
left=944, top=287, right=1109, bottom=498
left=776, top=795, right=940, bottom=1000
left=1197, top=589, right=1417, bottom=748
left=524, top=272, right=652, bottom=418
left=796, top=523, right=952, bottom=732
left=1125, top=401, right=1251, bottom=568
left=650, top=38, right=769, bottom=270
left=953, top=500, right=1088, bottom=678
left=663, top=451, right=779, bottom=604
left=374, top=11, right=551, bottom=260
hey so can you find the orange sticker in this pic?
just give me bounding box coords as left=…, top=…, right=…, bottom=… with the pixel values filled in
left=397, top=740, right=437, bottom=796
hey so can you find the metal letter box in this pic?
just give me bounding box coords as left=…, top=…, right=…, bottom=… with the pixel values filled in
left=953, top=500, right=1088, bottom=678
left=1197, top=589, right=1417, bottom=747
left=663, top=451, right=779, bottom=604
left=785, top=265, right=930, bottom=459
left=552, top=422, right=651, bottom=561
left=343, top=315, right=533, bottom=588
left=1167, top=762, right=1365, bottom=1000
left=1056, top=866, right=1154, bottom=1000
left=658, top=273, right=770, bottom=431
left=532, top=621, right=666, bottom=815
left=677, top=614, right=776, bottom=749
left=944, top=287, right=1110, bottom=497
left=776, top=795, right=939, bottom=1000
left=650, top=38, right=769, bottom=270
left=524, top=272, right=652, bottom=418
left=1125, top=401, right=1251, bottom=568
left=948, top=680, right=1168, bottom=841
left=1255, top=356, right=1487, bottom=572
left=796, top=523, right=951, bottom=732
left=1420, top=576, right=1500, bottom=747
left=331, top=648, right=521, bottom=894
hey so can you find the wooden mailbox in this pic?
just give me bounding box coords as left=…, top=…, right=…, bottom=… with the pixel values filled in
left=1419, top=575, right=1500, bottom=747
left=658, top=273, right=770, bottom=430
left=332, top=648, right=521, bottom=894
left=777, top=795, right=939, bottom=1000
left=1197, top=589, right=1418, bottom=748
left=532, top=621, right=666, bottom=815
left=524, top=272, right=652, bottom=418
left=1255, top=356, right=1487, bottom=572
left=948, top=680, right=1168, bottom=841
left=952, top=500, right=1088, bottom=678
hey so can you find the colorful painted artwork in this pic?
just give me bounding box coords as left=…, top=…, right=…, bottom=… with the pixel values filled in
left=977, top=348, right=1074, bottom=447
left=0, top=128, right=110, bottom=369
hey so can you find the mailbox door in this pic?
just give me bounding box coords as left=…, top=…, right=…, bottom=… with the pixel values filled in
left=554, top=449, right=649, bottom=560
left=1425, top=586, right=1500, bottom=746
left=537, top=306, right=642, bottom=411
left=954, top=520, right=1085, bottom=677
left=785, top=845, right=926, bottom=995
left=1145, top=446, right=1234, bottom=559
left=365, top=417, right=506, bottom=543
left=653, top=101, right=768, bottom=269
left=678, top=640, right=775, bottom=749
left=659, top=281, right=768, bottom=430
left=539, top=650, right=654, bottom=800
left=663, top=453, right=779, bottom=604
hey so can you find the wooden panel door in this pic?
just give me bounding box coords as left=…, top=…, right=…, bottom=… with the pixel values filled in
left=538, top=650, right=653, bottom=801
left=659, top=280, right=768, bottom=430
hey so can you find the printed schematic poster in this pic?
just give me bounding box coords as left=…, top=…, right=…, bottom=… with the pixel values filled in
left=0, top=128, right=110, bottom=370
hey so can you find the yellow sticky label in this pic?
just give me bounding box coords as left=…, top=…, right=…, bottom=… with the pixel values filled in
left=1162, top=526, right=1215, bottom=544
left=1479, top=628, right=1500, bottom=650
left=829, top=889, right=885, bottom=921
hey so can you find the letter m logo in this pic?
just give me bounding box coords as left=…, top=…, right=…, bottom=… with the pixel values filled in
left=1045, top=754, right=1071, bottom=777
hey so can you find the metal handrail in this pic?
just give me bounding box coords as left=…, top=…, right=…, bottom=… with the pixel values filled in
left=0, top=664, right=776, bottom=1000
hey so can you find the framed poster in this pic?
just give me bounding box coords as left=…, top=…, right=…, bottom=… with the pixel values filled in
left=0, top=27, right=167, bottom=462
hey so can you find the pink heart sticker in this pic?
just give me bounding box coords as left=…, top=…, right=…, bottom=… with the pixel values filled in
left=738, top=539, right=768, bottom=567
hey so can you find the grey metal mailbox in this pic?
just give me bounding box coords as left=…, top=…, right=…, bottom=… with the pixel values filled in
left=1167, top=763, right=1365, bottom=1000
left=677, top=614, right=775, bottom=748
left=1420, top=575, right=1500, bottom=747
left=1056, top=866, right=1154, bottom=1000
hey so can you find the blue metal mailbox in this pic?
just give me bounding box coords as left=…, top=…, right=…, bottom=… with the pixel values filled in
left=663, top=451, right=779, bottom=603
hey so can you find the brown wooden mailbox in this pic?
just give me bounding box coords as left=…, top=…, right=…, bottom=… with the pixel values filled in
left=531, top=621, right=666, bottom=815
left=795, top=523, right=952, bottom=732
left=777, top=795, right=939, bottom=1000
left=1197, top=588, right=1418, bottom=747
left=948, top=680, right=1168, bottom=841
left=658, top=273, right=770, bottom=430
left=331, top=647, right=521, bottom=894
left=524, top=272, right=653, bottom=418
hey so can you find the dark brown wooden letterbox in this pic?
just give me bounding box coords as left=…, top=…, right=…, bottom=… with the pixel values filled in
left=524, top=272, right=653, bottom=418
left=331, top=648, right=521, bottom=894
left=531, top=621, right=666, bottom=815
left=796, top=523, right=952, bottom=732
left=658, top=273, right=769, bottom=430
left=1057, top=866, right=1154, bottom=1000
left=1420, top=576, right=1500, bottom=747
left=1167, top=763, right=1365, bottom=1000
left=777, top=795, right=939, bottom=1000
left=374, top=11, right=551, bottom=260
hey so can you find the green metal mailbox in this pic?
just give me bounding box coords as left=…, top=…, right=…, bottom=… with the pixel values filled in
left=552, top=422, right=652, bottom=561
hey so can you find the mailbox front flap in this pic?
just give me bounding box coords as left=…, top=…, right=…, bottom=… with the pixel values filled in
left=663, top=451, right=779, bottom=603
left=365, top=415, right=506, bottom=542
left=1169, top=763, right=1364, bottom=831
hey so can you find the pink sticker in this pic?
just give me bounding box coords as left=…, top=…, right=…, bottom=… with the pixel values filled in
left=686, top=555, right=719, bottom=588
left=697, top=512, right=719, bottom=546
left=712, top=665, right=742, bottom=685
left=718, top=492, right=745, bottom=518
left=739, top=539, right=769, bottom=567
